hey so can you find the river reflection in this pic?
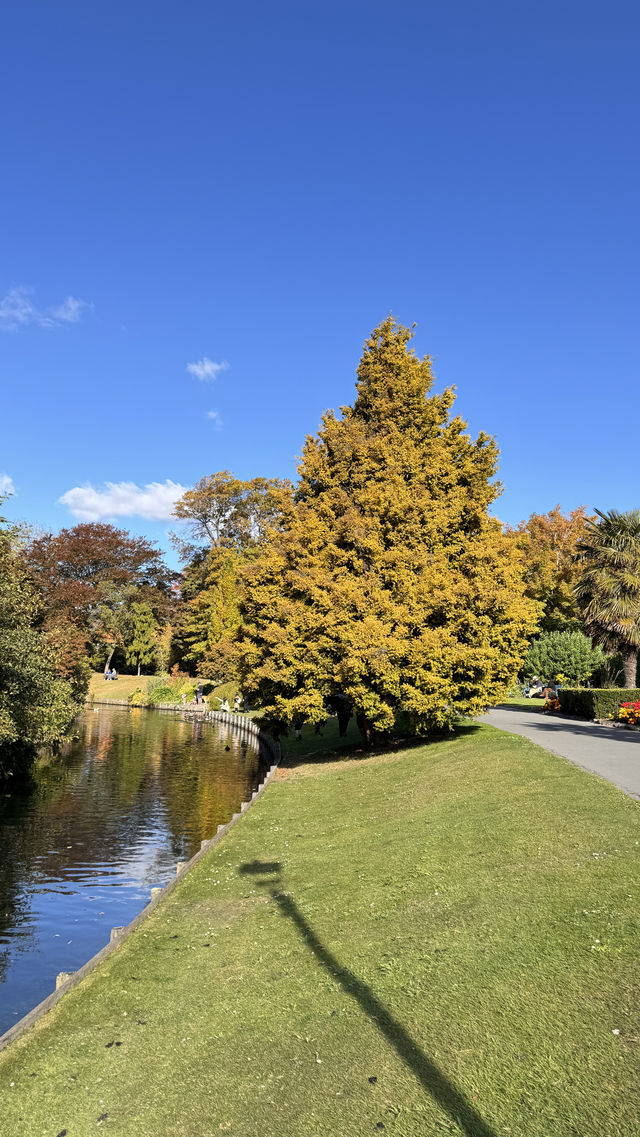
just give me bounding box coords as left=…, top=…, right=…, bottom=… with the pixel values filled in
left=0, top=705, right=264, bottom=1034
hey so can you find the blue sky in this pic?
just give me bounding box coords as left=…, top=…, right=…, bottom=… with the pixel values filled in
left=1, top=1, right=638, bottom=563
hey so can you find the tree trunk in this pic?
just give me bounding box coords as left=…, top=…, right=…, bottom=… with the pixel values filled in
left=137, top=662, right=141, bottom=676
left=356, top=712, right=374, bottom=747
left=104, top=648, right=115, bottom=675
left=622, top=647, right=638, bottom=688
left=337, top=706, right=351, bottom=737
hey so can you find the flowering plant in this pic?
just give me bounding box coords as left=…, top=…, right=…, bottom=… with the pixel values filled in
left=544, top=695, right=561, bottom=713
left=617, top=701, right=640, bottom=727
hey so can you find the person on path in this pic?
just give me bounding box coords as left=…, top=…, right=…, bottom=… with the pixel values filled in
left=234, top=693, right=242, bottom=713
left=220, top=697, right=230, bottom=713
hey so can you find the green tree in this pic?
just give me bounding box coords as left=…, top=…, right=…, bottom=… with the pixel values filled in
left=125, top=602, right=159, bottom=675
left=0, top=505, right=77, bottom=779
left=524, top=631, right=605, bottom=685
left=238, top=317, right=537, bottom=741
left=575, top=509, right=640, bottom=688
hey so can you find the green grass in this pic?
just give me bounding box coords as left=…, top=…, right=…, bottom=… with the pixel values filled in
left=88, top=672, right=151, bottom=702
left=1, top=725, right=639, bottom=1136
left=87, top=674, right=240, bottom=708
left=504, top=695, right=546, bottom=712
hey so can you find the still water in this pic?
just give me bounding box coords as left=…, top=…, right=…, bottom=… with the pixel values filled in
left=0, top=705, right=265, bottom=1035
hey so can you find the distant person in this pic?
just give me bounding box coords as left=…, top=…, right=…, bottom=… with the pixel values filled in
left=220, top=697, right=230, bottom=713
left=111, top=669, right=118, bottom=681
left=181, top=692, right=187, bottom=706
left=293, top=718, right=302, bottom=741
left=195, top=683, right=204, bottom=705
left=104, top=669, right=111, bottom=681
left=234, top=693, right=242, bottom=713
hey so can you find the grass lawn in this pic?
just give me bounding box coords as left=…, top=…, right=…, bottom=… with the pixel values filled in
left=88, top=672, right=150, bottom=702
left=1, top=723, right=639, bottom=1136
left=87, top=673, right=242, bottom=708
left=502, top=695, right=546, bottom=712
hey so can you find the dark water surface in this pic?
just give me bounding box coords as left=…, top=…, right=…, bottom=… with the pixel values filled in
left=0, top=705, right=264, bottom=1035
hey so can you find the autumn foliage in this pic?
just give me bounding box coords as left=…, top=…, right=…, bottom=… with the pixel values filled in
left=238, top=318, right=537, bottom=739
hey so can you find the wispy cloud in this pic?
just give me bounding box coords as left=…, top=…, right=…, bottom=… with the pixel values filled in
left=50, top=296, right=87, bottom=323
left=0, top=286, right=90, bottom=331
left=186, top=357, right=229, bottom=381
left=58, top=480, right=188, bottom=522
left=0, top=473, right=15, bottom=497
left=206, top=409, right=223, bottom=430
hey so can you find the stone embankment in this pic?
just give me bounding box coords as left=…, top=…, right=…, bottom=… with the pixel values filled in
left=0, top=710, right=280, bottom=1053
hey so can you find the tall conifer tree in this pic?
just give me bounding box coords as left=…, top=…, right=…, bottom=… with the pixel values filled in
left=239, top=318, right=537, bottom=740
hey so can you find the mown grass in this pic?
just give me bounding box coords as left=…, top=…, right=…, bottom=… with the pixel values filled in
left=87, top=673, right=241, bottom=707
left=88, top=672, right=149, bottom=701
left=1, top=724, right=639, bottom=1136
left=504, top=695, right=546, bottom=712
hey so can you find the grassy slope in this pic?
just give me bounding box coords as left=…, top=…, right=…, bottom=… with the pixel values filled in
left=1, top=723, right=639, bottom=1137
left=88, top=672, right=150, bottom=701
left=88, top=673, right=241, bottom=706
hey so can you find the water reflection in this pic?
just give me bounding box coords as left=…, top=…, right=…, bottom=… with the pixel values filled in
left=0, top=706, right=264, bottom=1033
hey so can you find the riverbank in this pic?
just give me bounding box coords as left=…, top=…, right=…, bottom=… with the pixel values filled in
left=1, top=722, right=639, bottom=1136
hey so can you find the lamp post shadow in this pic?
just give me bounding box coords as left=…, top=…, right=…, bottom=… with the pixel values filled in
left=239, top=861, right=499, bottom=1137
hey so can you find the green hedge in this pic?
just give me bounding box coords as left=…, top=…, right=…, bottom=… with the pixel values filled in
left=558, top=688, right=640, bottom=720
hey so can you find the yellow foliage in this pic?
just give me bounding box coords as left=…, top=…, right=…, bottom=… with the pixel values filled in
left=239, top=318, right=537, bottom=737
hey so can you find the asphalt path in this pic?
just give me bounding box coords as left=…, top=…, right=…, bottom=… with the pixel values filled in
left=480, top=704, right=640, bottom=799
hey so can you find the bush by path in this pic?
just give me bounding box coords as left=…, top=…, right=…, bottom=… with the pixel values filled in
left=1, top=724, right=638, bottom=1136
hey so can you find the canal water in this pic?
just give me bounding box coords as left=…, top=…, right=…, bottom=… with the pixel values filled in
left=0, top=705, right=265, bottom=1036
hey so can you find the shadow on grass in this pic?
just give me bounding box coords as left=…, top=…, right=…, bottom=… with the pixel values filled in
left=240, top=860, right=498, bottom=1137
left=280, top=719, right=482, bottom=771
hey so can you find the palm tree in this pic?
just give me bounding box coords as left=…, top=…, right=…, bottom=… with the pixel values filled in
left=574, top=509, right=640, bottom=688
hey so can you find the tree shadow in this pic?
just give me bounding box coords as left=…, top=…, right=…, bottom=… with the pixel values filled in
left=239, top=861, right=498, bottom=1137
left=281, top=719, right=482, bottom=771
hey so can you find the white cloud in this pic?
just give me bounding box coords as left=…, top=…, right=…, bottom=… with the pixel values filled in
left=206, top=409, right=222, bottom=429
left=50, top=296, right=88, bottom=323
left=186, top=357, right=229, bottom=381
left=0, top=473, right=15, bottom=496
left=0, top=285, right=89, bottom=331
left=58, top=480, right=188, bottom=522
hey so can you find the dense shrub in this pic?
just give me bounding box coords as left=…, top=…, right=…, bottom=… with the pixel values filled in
left=524, top=631, right=605, bottom=685
left=127, top=675, right=216, bottom=707
left=558, top=687, right=640, bottom=720
left=1, top=519, right=78, bottom=782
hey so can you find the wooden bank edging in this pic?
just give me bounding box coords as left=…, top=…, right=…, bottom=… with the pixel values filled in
left=0, top=710, right=280, bottom=1055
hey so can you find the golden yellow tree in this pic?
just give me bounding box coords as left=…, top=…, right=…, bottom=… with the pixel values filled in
left=239, top=318, right=537, bottom=740
left=516, top=505, right=593, bottom=632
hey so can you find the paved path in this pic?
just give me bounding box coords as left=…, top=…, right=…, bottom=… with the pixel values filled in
left=480, top=704, right=640, bottom=799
